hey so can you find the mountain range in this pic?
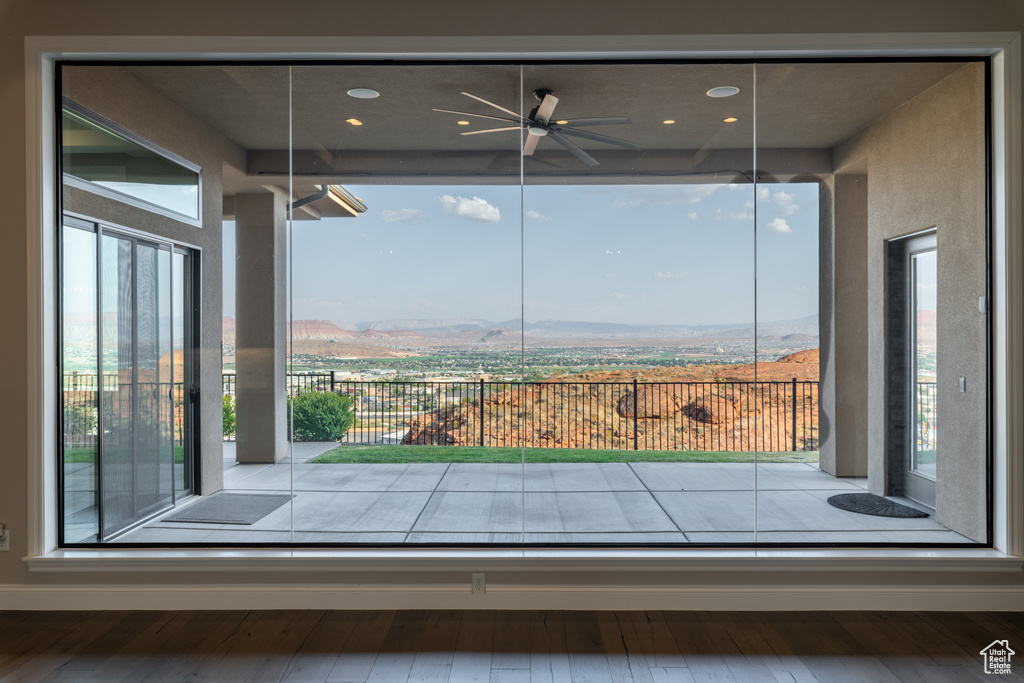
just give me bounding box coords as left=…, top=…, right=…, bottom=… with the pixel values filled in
left=222, top=314, right=819, bottom=343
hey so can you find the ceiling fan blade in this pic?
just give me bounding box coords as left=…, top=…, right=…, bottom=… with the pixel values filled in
left=548, top=131, right=599, bottom=166
left=556, top=117, right=632, bottom=127
left=558, top=127, right=643, bottom=151
left=522, top=132, right=542, bottom=156
left=534, top=93, right=559, bottom=124
left=460, top=127, right=522, bottom=136
left=432, top=108, right=520, bottom=124
left=461, top=92, right=524, bottom=120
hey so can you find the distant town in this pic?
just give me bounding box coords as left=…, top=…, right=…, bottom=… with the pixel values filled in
left=222, top=315, right=820, bottom=381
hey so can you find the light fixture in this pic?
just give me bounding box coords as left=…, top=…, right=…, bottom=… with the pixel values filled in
left=457, top=120, right=470, bottom=126
left=345, top=118, right=363, bottom=126
left=723, top=117, right=739, bottom=123
left=347, top=88, right=379, bottom=99
left=555, top=120, right=568, bottom=125
left=327, top=185, right=368, bottom=217
left=288, top=185, right=367, bottom=218
left=527, top=125, right=548, bottom=137
left=663, top=119, right=676, bottom=125
left=706, top=86, right=740, bottom=98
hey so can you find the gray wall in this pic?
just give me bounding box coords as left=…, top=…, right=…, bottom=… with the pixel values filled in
left=61, top=66, right=249, bottom=497
left=833, top=63, right=988, bottom=540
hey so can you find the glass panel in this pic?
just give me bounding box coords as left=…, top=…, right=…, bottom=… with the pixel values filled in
left=62, top=224, right=99, bottom=543
left=100, top=233, right=134, bottom=537
left=912, top=249, right=937, bottom=479
left=521, top=63, right=756, bottom=544
left=62, top=108, right=200, bottom=220
left=134, top=243, right=174, bottom=515
left=172, top=251, right=189, bottom=495
left=290, top=64, right=524, bottom=544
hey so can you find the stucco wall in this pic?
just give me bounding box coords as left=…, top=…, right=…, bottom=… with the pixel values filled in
left=833, top=63, right=988, bottom=540
left=0, top=0, right=1019, bottom=598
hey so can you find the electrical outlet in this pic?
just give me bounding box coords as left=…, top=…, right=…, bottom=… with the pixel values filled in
left=472, top=573, right=485, bottom=595
left=0, top=525, right=8, bottom=552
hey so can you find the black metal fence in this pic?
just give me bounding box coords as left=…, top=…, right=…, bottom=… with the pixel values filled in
left=65, top=372, right=822, bottom=452
left=325, top=375, right=819, bottom=452
left=62, top=372, right=187, bottom=449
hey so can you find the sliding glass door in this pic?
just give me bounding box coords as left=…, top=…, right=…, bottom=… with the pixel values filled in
left=61, top=217, right=196, bottom=542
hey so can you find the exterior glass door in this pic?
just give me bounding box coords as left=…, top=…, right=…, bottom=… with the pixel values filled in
left=61, top=217, right=195, bottom=543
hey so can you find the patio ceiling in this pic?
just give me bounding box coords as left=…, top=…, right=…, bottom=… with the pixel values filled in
left=65, top=61, right=969, bottom=191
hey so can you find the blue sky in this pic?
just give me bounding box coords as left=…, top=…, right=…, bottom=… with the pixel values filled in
left=224, top=182, right=819, bottom=327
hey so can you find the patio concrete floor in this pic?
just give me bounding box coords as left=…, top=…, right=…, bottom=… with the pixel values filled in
left=117, top=443, right=976, bottom=545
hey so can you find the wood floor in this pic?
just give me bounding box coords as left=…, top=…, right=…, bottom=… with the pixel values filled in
left=1, top=609, right=1021, bottom=682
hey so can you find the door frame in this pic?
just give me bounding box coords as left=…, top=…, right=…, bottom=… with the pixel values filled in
left=58, top=213, right=200, bottom=543
left=886, top=229, right=938, bottom=510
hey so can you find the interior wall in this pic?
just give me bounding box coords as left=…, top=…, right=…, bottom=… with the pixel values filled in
left=61, top=66, right=249, bottom=501
left=833, top=63, right=988, bottom=540
left=0, top=0, right=1019, bottom=596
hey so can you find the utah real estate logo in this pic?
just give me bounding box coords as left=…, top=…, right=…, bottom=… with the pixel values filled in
left=981, top=640, right=1014, bottom=675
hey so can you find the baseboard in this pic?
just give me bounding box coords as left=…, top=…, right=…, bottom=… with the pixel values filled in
left=3, top=583, right=1024, bottom=611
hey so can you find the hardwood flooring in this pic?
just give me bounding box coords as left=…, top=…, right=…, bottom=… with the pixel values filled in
left=0, top=610, right=1021, bottom=682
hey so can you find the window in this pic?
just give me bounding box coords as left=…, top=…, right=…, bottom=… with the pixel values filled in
left=57, top=59, right=991, bottom=548
left=62, top=100, right=202, bottom=224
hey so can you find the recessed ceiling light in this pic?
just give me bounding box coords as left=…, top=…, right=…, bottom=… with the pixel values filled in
left=347, top=88, right=379, bottom=99
left=723, top=117, right=739, bottom=123
left=457, top=120, right=470, bottom=126
left=345, top=118, right=363, bottom=126
left=663, top=119, right=676, bottom=125
left=707, top=86, right=740, bottom=98
left=555, top=120, right=568, bottom=125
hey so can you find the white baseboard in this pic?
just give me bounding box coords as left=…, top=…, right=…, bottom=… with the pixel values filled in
left=3, top=583, right=1024, bottom=611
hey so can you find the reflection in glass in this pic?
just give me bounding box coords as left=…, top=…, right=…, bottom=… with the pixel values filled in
left=100, top=233, right=134, bottom=537
left=912, top=249, right=937, bottom=478
left=173, top=252, right=189, bottom=495
left=62, top=224, right=99, bottom=543
left=62, top=108, right=200, bottom=220
left=134, top=244, right=174, bottom=516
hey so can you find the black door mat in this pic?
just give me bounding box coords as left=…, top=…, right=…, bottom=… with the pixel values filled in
left=163, top=493, right=292, bottom=525
left=827, top=493, right=929, bottom=518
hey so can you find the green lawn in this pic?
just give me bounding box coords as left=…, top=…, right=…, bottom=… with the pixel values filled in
left=64, top=446, right=186, bottom=465
left=309, top=445, right=819, bottom=464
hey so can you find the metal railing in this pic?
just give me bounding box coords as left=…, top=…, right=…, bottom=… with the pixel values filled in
left=330, top=376, right=819, bottom=452
left=65, top=372, right=820, bottom=452
left=916, top=381, right=938, bottom=451
left=61, top=372, right=187, bottom=449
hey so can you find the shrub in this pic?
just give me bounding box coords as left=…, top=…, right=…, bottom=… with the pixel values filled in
left=223, top=395, right=236, bottom=437
left=288, top=390, right=355, bottom=442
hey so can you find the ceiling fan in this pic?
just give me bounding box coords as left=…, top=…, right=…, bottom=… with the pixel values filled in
left=433, top=89, right=642, bottom=166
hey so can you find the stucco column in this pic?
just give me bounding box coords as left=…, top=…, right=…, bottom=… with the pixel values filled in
left=234, top=192, right=288, bottom=463
left=819, top=174, right=870, bottom=477
left=833, top=174, right=869, bottom=477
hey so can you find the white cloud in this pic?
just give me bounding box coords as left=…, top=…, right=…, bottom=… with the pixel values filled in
left=654, top=271, right=689, bottom=279
left=526, top=209, right=551, bottom=220
left=611, top=184, right=721, bottom=208
left=766, top=217, right=792, bottom=233
left=439, top=195, right=501, bottom=223
left=716, top=207, right=755, bottom=221
left=380, top=208, right=425, bottom=224
left=772, top=190, right=799, bottom=215
left=685, top=212, right=698, bottom=220
left=757, top=186, right=770, bottom=201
